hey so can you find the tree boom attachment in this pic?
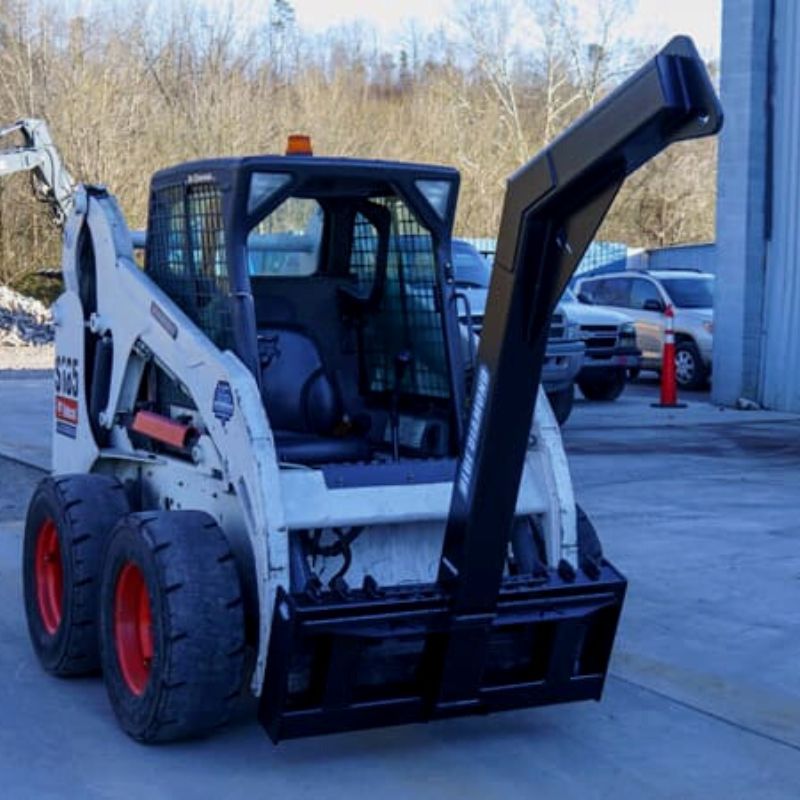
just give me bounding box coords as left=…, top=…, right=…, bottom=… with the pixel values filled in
left=260, top=36, right=722, bottom=740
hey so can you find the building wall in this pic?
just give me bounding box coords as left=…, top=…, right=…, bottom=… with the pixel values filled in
left=760, top=0, right=800, bottom=410
left=645, top=243, right=716, bottom=274
left=712, top=0, right=771, bottom=407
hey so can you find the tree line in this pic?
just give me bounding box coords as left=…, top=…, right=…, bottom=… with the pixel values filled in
left=0, top=0, right=717, bottom=295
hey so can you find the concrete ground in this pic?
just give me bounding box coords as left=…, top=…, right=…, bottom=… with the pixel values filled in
left=0, top=371, right=799, bottom=799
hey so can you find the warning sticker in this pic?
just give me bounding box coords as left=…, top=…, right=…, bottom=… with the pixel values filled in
left=55, top=395, right=78, bottom=439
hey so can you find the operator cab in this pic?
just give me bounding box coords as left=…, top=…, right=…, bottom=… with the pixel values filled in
left=143, top=143, right=464, bottom=468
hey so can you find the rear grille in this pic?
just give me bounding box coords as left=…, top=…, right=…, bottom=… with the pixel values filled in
left=580, top=324, right=619, bottom=352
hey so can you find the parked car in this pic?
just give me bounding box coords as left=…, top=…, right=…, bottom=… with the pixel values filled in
left=560, top=288, right=641, bottom=401
left=452, top=239, right=584, bottom=424
left=574, top=269, right=714, bottom=389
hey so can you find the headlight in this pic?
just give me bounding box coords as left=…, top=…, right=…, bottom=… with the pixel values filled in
left=619, top=322, right=637, bottom=344
left=702, top=320, right=714, bottom=334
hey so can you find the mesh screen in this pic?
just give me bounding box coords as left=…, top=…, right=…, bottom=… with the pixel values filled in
left=350, top=212, right=379, bottom=295
left=146, top=182, right=232, bottom=350
left=349, top=199, right=450, bottom=399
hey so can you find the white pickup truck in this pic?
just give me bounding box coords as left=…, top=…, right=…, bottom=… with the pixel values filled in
left=453, top=239, right=585, bottom=423
left=560, top=288, right=641, bottom=401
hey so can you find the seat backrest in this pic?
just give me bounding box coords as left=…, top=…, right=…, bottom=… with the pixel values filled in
left=258, top=327, right=342, bottom=435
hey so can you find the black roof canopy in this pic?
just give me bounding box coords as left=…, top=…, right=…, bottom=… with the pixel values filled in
left=150, top=154, right=460, bottom=238
left=152, top=154, right=458, bottom=187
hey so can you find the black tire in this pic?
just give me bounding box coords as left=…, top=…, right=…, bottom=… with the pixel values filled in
left=23, top=474, right=131, bottom=676
left=577, top=369, right=626, bottom=401
left=99, top=511, right=246, bottom=743
left=576, top=504, right=604, bottom=578
left=675, top=340, right=707, bottom=390
left=546, top=385, right=574, bottom=426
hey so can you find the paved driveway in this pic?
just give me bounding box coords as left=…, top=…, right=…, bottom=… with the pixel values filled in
left=0, top=376, right=798, bottom=799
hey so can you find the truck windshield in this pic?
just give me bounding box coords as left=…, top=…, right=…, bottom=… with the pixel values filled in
left=660, top=277, right=714, bottom=309
left=452, top=241, right=491, bottom=288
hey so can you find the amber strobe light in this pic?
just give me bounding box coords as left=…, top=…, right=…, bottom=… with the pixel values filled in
left=286, top=134, right=313, bottom=156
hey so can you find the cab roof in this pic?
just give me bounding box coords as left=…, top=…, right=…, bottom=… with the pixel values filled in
left=579, top=269, right=713, bottom=282
left=152, top=154, right=459, bottom=189
left=649, top=269, right=713, bottom=280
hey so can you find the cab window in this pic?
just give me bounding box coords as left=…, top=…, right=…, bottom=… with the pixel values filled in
left=583, top=277, right=630, bottom=307
left=247, top=197, right=323, bottom=277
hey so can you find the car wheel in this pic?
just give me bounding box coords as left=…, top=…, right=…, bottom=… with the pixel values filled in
left=675, top=341, right=706, bottom=389
left=546, top=385, right=574, bottom=426
left=577, top=369, right=626, bottom=401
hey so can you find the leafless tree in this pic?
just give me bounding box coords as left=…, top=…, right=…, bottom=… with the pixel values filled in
left=0, top=0, right=717, bottom=296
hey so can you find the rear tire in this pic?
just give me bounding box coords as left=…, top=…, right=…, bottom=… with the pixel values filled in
left=546, top=385, right=574, bottom=426
left=99, top=511, right=246, bottom=742
left=577, top=369, right=626, bottom=401
left=23, top=474, right=131, bottom=675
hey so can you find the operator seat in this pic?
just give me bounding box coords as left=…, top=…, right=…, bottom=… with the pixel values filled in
left=258, top=326, right=371, bottom=465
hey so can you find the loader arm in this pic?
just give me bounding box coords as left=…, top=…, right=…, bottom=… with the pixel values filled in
left=0, top=119, right=75, bottom=226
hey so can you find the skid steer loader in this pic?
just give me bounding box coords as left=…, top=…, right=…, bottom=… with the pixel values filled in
left=15, top=37, right=721, bottom=743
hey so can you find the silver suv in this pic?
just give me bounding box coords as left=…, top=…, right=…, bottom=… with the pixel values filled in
left=575, top=269, right=714, bottom=389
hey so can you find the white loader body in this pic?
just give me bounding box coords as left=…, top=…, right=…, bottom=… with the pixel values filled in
left=52, top=185, right=577, bottom=694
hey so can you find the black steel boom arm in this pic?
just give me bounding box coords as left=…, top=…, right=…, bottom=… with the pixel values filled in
left=435, top=36, right=722, bottom=700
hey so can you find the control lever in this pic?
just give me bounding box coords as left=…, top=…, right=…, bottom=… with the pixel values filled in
left=391, top=350, right=413, bottom=460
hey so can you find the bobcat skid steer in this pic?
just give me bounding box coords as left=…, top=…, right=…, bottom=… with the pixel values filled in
left=20, top=38, right=721, bottom=743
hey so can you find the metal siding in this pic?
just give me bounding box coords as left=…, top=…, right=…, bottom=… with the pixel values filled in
left=646, top=243, right=716, bottom=273
left=761, top=0, right=800, bottom=410
left=713, top=0, right=771, bottom=407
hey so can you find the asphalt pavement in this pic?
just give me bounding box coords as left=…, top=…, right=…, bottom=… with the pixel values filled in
left=0, top=372, right=798, bottom=799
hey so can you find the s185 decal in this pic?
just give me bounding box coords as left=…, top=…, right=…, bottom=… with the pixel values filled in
left=55, top=355, right=79, bottom=398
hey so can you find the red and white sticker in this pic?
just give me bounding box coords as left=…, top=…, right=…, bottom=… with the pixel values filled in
left=55, top=394, right=78, bottom=438
left=55, top=395, right=78, bottom=424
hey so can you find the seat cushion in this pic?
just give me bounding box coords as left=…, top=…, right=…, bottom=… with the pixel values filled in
left=259, top=327, right=342, bottom=435
left=274, top=431, right=371, bottom=466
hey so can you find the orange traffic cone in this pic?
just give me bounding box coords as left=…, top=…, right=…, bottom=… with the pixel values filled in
left=652, top=305, right=686, bottom=408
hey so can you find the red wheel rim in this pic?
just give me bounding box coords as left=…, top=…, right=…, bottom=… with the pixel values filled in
left=34, top=518, right=63, bottom=635
left=114, top=562, right=154, bottom=696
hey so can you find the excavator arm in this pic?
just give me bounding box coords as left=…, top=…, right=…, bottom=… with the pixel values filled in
left=0, top=118, right=75, bottom=227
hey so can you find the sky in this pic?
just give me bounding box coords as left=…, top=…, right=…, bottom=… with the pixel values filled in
left=285, top=0, right=721, bottom=59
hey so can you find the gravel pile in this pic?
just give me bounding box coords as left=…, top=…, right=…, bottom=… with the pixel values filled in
left=0, top=286, right=54, bottom=346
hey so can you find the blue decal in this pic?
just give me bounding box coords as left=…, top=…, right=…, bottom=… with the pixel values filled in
left=56, top=421, right=77, bottom=439
left=212, top=381, right=235, bottom=424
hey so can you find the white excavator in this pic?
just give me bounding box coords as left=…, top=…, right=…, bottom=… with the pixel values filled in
left=3, top=38, right=721, bottom=743
left=0, top=118, right=75, bottom=224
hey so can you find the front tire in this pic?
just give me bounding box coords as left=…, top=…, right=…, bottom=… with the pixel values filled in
left=577, top=369, right=626, bottom=402
left=23, top=474, right=131, bottom=675
left=675, top=341, right=706, bottom=389
left=546, top=385, right=574, bottom=426
left=99, top=511, right=246, bottom=742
